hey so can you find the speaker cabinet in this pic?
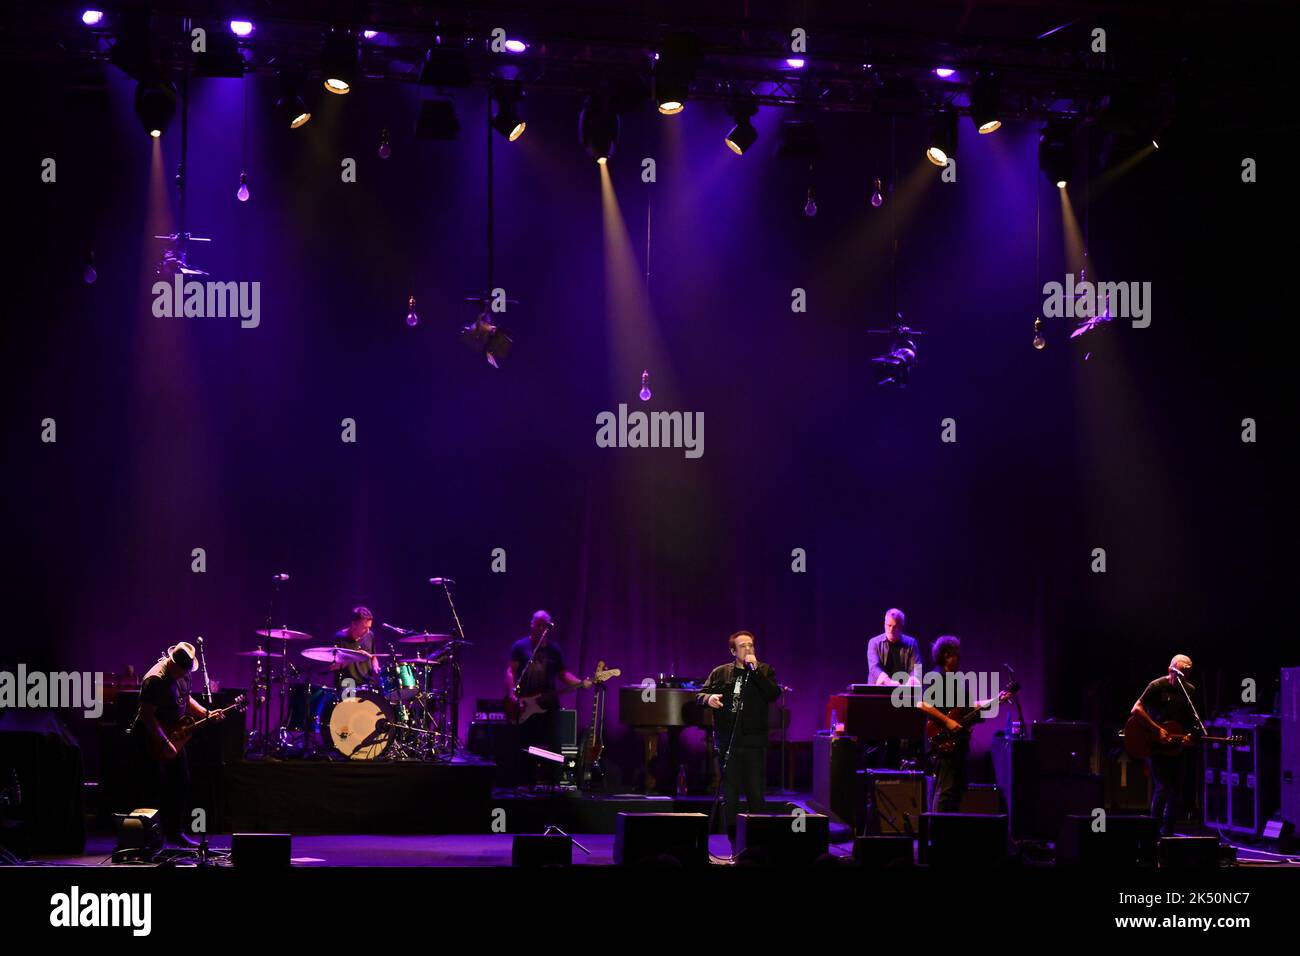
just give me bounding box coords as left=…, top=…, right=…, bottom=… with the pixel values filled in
left=230, top=832, right=291, bottom=869
left=735, top=812, right=829, bottom=866
left=613, top=813, right=709, bottom=866
left=1057, top=814, right=1159, bottom=867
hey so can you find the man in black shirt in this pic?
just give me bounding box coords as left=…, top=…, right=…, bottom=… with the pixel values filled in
left=698, top=631, right=782, bottom=844
left=919, top=636, right=970, bottom=812
left=505, top=610, right=590, bottom=787
left=1131, top=654, right=1197, bottom=837
left=333, top=606, right=382, bottom=689
left=130, top=642, right=223, bottom=846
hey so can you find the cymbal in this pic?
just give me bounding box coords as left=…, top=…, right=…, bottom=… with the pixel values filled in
left=301, top=646, right=369, bottom=664
left=397, top=633, right=455, bottom=644
left=237, top=649, right=284, bottom=658
left=256, top=628, right=314, bottom=641
left=397, top=657, right=445, bottom=666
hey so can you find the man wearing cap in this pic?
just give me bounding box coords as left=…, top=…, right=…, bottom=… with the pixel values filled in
left=1131, top=654, right=1197, bottom=837
left=131, top=642, right=223, bottom=846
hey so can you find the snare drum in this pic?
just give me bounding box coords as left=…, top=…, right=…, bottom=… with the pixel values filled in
left=328, top=690, right=395, bottom=760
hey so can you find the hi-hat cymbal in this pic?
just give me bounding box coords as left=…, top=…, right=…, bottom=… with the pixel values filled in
left=396, top=633, right=455, bottom=644
left=256, top=628, right=314, bottom=641
left=237, top=649, right=284, bottom=658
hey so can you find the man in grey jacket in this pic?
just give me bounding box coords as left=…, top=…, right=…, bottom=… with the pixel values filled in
left=867, top=608, right=922, bottom=686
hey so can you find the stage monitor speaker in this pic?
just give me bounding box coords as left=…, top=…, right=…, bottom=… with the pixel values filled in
left=1157, top=835, right=1221, bottom=868
left=735, top=813, right=829, bottom=866
left=512, top=834, right=572, bottom=867
left=1035, top=773, right=1105, bottom=841
left=853, top=835, right=913, bottom=868
left=856, top=770, right=928, bottom=835
left=1032, top=721, right=1091, bottom=774
left=1057, top=814, right=1159, bottom=867
left=918, top=812, right=1008, bottom=866
left=231, top=832, right=291, bottom=869
left=613, top=813, right=709, bottom=866
left=811, top=732, right=859, bottom=824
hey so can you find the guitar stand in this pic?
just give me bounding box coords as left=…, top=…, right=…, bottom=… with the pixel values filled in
left=542, top=824, right=590, bottom=856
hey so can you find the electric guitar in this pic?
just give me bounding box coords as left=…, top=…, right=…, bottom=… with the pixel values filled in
left=1121, top=714, right=1243, bottom=759
left=507, top=665, right=620, bottom=724
left=147, top=695, right=247, bottom=761
left=926, top=681, right=1021, bottom=754
left=579, top=660, right=612, bottom=788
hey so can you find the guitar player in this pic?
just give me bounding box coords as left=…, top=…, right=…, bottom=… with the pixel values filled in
left=1130, top=654, right=1196, bottom=837
left=918, top=636, right=969, bottom=812
left=505, top=610, right=591, bottom=788
left=129, top=642, right=224, bottom=846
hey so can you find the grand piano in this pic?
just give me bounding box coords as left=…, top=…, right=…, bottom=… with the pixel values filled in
left=618, top=679, right=712, bottom=793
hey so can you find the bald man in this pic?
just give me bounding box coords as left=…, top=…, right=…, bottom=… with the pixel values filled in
left=1131, top=655, right=1196, bottom=837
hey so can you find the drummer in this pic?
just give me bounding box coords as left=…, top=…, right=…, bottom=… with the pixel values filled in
left=333, top=606, right=382, bottom=688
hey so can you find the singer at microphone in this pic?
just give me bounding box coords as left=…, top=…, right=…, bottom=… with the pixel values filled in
left=697, top=630, right=782, bottom=847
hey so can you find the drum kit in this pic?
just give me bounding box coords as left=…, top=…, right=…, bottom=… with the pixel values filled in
left=243, top=628, right=467, bottom=762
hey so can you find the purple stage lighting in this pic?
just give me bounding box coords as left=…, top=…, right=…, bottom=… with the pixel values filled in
left=786, top=58, right=806, bottom=69
left=933, top=67, right=956, bottom=78
left=81, top=10, right=104, bottom=26
left=229, top=20, right=254, bottom=37
left=504, top=39, right=527, bottom=54
left=363, top=30, right=378, bottom=40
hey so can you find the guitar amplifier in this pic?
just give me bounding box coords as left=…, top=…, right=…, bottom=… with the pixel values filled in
left=1225, top=715, right=1280, bottom=836
left=856, top=769, right=929, bottom=835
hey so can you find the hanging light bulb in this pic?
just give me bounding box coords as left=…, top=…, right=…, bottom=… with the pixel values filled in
left=871, top=177, right=884, bottom=208
left=406, top=295, right=418, bottom=327
left=378, top=128, right=391, bottom=159
left=804, top=186, right=817, bottom=217
left=236, top=171, right=250, bottom=203
left=1033, top=316, right=1046, bottom=350
left=83, top=250, right=97, bottom=284
left=639, top=370, right=652, bottom=402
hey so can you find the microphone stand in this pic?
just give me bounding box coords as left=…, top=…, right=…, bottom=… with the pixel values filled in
left=436, top=580, right=469, bottom=758
left=196, top=636, right=213, bottom=708
left=707, top=663, right=749, bottom=861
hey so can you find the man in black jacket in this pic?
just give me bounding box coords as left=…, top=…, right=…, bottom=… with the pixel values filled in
left=698, top=631, right=782, bottom=842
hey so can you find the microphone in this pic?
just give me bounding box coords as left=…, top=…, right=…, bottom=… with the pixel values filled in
left=429, top=577, right=456, bottom=586
left=273, top=573, right=290, bottom=582
left=746, top=658, right=757, bottom=671
left=381, top=623, right=412, bottom=634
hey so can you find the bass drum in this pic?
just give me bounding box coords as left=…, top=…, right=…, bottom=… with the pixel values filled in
left=328, top=691, right=395, bottom=760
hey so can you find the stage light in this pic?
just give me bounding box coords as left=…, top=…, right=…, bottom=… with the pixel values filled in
left=362, top=30, right=378, bottom=40
left=237, top=172, right=250, bottom=202
left=786, top=58, right=806, bottom=69
left=970, top=73, right=1002, bottom=134
left=639, top=371, right=652, bottom=402
left=491, top=87, right=525, bottom=141
left=933, top=67, right=956, bottom=79
left=415, top=99, right=460, bottom=139
left=406, top=296, right=418, bottom=328
left=724, top=99, right=759, bottom=155
left=504, top=39, right=528, bottom=54
left=83, top=251, right=97, bottom=284
left=804, top=186, right=817, bottom=217
left=81, top=10, right=104, bottom=26
left=927, top=111, right=957, bottom=166
left=655, top=74, right=688, bottom=115
left=654, top=32, right=699, bottom=115
left=377, top=128, right=391, bottom=158
left=871, top=177, right=884, bottom=208
left=1039, top=120, right=1075, bottom=188
left=1033, top=317, right=1046, bottom=350
left=134, top=79, right=176, bottom=137
left=276, top=70, right=311, bottom=128
left=321, top=32, right=358, bottom=94
left=460, top=310, right=513, bottom=368
left=869, top=326, right=922, bottom=387
left=579, top=95, right=618, bottom=163
left=229, top=20, right=254, bottom=37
